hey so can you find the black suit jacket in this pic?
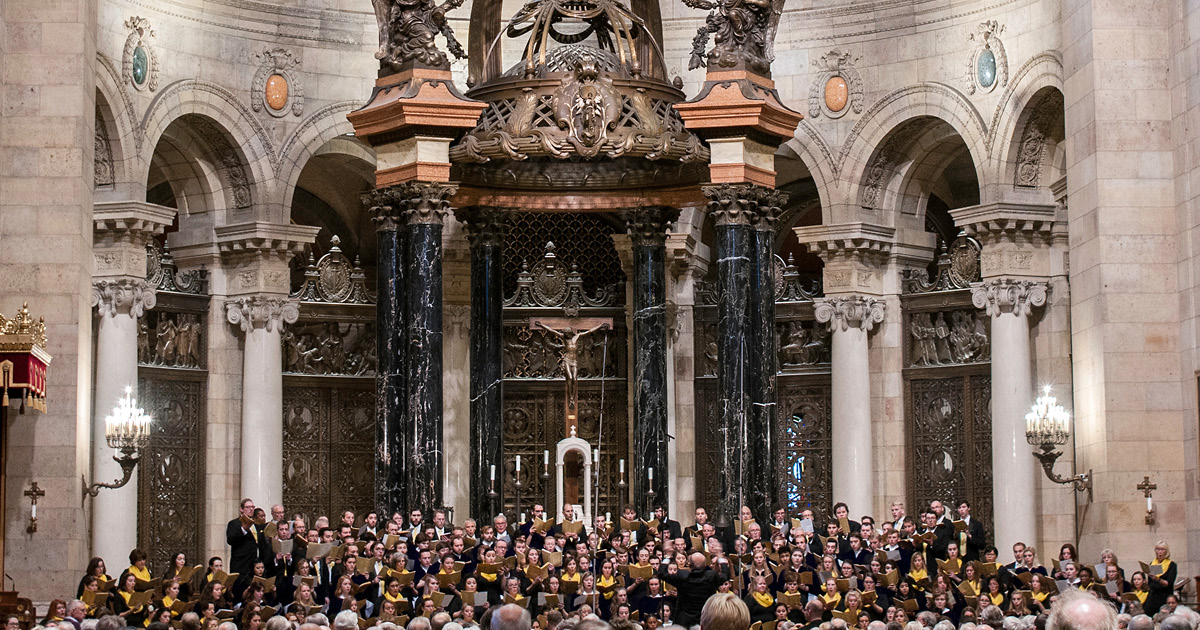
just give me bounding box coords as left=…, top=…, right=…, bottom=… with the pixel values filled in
left=658, top=562, right=730, bottom=627
left=226, top=518, right=261, bottom=576
left=957, top=518, right=987, bottom=561
left=661, top=518, right=683, bottom=541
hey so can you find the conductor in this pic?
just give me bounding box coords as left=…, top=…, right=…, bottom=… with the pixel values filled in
left=658, top=551, right=730, bottom=627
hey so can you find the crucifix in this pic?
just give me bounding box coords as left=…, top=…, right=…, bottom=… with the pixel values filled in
left=530, top=317, right=612, bottom=432
left=24, top=481, right=44, bottom=534
left=1138, top=476, right=1156, bottom=525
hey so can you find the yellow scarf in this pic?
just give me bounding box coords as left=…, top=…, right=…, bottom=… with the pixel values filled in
left=385, top=592, right=405, bottom=604
left=1134, top=590, right=1148, bottom=604
left=823, top=593, right=841, bottom=608
left=162, top=596, right=176, bottom=614
left=1032, top=591, right=1048, bottom=602
left=752, top=592, right=774, bottom=608
left=598, top=575, right=616, bottom=599
left=129, top=566, right=151, bottom=582
left=908, top=569, right=927, bottom=590
left=989, top=592, right=1004, bottom=606
left=1152, top=559, right=1171, bottom=573
left=479, top=571, right=497, bottom=582
left=964, top=579, right=980, bottom=596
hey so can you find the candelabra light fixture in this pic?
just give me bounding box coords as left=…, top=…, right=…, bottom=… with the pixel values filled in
left=83, top=386, right=152, bottom=498
left=1025, top=385, right=1091, bottom=499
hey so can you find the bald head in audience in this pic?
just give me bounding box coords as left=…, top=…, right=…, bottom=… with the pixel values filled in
left=492, top=604, right=532, bottom=630
left=1047, top=591, right=1118, bottom=630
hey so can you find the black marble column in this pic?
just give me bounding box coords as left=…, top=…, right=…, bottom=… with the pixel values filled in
left=459, top=207, right=506, bottom=521
left=399, top=182, right=456, bottom=512
left=747, top=192, right=785, bottom=524
left=704, top=185, right=755, bottom=528
left=624, top=206, right=678, bottom=514
left=366, top=189, right=407, bottom=517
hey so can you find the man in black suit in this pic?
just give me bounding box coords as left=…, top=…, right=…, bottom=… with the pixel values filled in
left=226, top=497, right=263, bottom=576
left=653, top=504, right=683, bottom=541
left=658, top=552, right=730, bottom=627
left=954, top=500, right=988, bottom=562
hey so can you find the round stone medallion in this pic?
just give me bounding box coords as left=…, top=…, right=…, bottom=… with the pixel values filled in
left=977, top=49, right=997, bottom=88
left=131, top=45, right=149, bottom=86
left=824, top=76, right=849, bottom=112
left=265, top=74, right=289, bottom=111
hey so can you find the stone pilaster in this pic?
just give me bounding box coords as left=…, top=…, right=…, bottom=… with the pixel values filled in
left=623, top=206, right=678, bottom=514
left=971, top=279, right=1046, bottom=550
left=224, top=296, right=299, bottom=508
left=216, top=223, right=316, bottom=508
left=89, top=277, right=158, bottom=569
left=814, top=295, right=886, bottom=519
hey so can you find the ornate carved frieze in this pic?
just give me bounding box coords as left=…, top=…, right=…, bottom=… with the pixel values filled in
left=457, top=206, right=508, bottom=247
left=93, top=279, right=156, bottom=318
left=504, top=242, right=618, bottom=315
left=122, top=16, right=159, bottom=92
left=775, top=255, right=824, bottom=302
left=363, top=188, right=403, bottom=232
left=381, top=182, right=456, bottom=226
left=909, top=309, right=990, bottom=367
left=777, top=319, right=830, bottom=366
left=282, top=322, right=377, bottom=376
left=702, top=183, right=788, bottom=227
left=138, top=311, right=204, bottom=368
left=225, top=296, right=300, bottom=333
left=683, top=0, right=777, bottom=74
left=252, top=48, right=304, bottom=118
left=182, top=116, right=252, bottom=210
left=814, top=295, right=886, bottom=332
left=964, top=20, right=1008, bottom=95
left=859, top=119, right=937, bottom=210
left=971, top=278, right=1047, bottom=317
left=146, top=242, right=209, bottom=295
left=903, top=236, right=981, bottom=294
left=369, top=0, right=465, bottom=71
left=1015, top=96, right=1063, bottom=188
left=808, top=51, right=864, bottom=120
left=291, top=237, right=374, bottom=304
left=95, top=104, right=115, bottom=189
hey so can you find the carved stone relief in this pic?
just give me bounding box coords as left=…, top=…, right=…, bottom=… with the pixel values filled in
left=95, top=103, right=115, bottom=188
left=122, top=16, right=160, bottom=92
left=908, top=310, right=990, bottom=367
left=1015, top=95, right=1063, bottom=188
left=282, top=322, right=377, bottom=376
left=252, top=48, right=305, bottom=118
left=139, top=311, right=205, bottom=369
left=808, top=51, right=864, bottom=120
left=777, top=319, right=831, bottom=367
left=964, top=20, right=1008, bottom=95
left=502, top=325, right=619, bottom=379
left=184, top=115, right=252, bottom=210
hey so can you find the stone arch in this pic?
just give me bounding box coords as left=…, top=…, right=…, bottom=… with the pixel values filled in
left=781, top=120, right=838, bottom=220
left=986, top=51, right=1064, bottom=161
left=1000, top=86, right=1065, bottom=194
left=288, top=134, right=377, bottom=266
left=838, top=83, right=989, bottom=218
left=278, top=101, right=371, bottom=213
left=95, top=52, right=140, bottom=196
left=140, top=80, right=278, bottom=218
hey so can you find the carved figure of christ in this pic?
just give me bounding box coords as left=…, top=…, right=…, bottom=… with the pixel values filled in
left=530, top=317, right=612, bottom=431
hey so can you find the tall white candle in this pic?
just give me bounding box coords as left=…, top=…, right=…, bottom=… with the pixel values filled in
left=648, top=468, right=654, bottom=482
left=516, top=455, right=522, bottom=472
left=490, top=464, right=496, bottom=481
left=544, top=450, right=550, bottom=466
left=619, top=459, right=625, bottom=474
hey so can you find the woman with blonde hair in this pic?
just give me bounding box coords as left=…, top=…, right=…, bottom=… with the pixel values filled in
left=1144, top=542, right=1175, bottom=616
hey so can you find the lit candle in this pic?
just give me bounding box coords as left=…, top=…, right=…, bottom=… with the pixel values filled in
left=544, top=450, right=550, bottom=467
left=648, top=468, right=654, bottom=482
left=516, top=455, right=521, bottom=472
left=521, top=513, right=526, bottom=523
left=490, top=464, right=496, bottom=481
left=1147, top=496, right=1153, bottom=512
left=606, top=512, right=611, bottom=523
left=30, top=503, right=36, bottom=519
left=619, top=459, right=625, bottom=474
left=594, top=450, right=599, bottom=463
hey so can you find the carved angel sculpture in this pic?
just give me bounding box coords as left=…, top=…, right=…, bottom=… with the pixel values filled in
left=371, top=0, right=467, bottom=70
left=682, top=0, right=779, bottom=74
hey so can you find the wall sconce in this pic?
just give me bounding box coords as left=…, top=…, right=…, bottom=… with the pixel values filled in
left=1025, top=385, right=1092, bottom=500
left=24, top=482, right=43, bottom=533
left=1138, top=476, right=1156, bottom=524
left=83, top=386, right=152, bottom=498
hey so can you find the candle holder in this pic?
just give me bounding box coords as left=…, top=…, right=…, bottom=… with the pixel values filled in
left=540, top=462, right=551, bottom=509
left=617, top=469, right=627, bottom=513
left=487, top=473, right=499, bottom=518
left=513, top=460, right=525, bottom=527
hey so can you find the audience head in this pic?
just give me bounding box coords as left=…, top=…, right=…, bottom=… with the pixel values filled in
left=699, top=592, right=749, bottom=630
left=431, top=613, right=452, bottom=630
left=1046, top=590, right=1117, bottom=630
left=491, top=605, right=531, bottom=630
left=408, top=619, right=433, bottom=630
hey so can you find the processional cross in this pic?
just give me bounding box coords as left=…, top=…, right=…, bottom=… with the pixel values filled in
left=530, top=317, right=612, bottom=432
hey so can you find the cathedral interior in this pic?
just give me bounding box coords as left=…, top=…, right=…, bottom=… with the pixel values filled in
left=1, top=0, right=1199, bottom=615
